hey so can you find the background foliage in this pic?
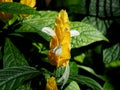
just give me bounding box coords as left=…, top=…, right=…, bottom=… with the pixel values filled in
left=0, top=0, right=120, bottom=90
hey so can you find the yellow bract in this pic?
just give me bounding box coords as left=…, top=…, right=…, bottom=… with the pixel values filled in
left=46, top=77, right=58, bottom=90
left=48, top=10, right=71, bottom=67
left=20, top=0, right=36, bottom=8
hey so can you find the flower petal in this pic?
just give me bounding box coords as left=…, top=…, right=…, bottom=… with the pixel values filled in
left=70, top=30, right=80, bottom=37
left=53, top=45, right=62, bottom=56
left=42, top=27, right=56, bottom=36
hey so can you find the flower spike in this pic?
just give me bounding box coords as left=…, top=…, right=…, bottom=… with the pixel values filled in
left=41, top=10, right=80, bottom=66
left=46, top=77, right=58, bottom=90
left=48, top=10, right=71, bottom=67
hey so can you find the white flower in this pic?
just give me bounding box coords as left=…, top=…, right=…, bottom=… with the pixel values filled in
left=42, top=27, right=56, bottom=36
left=70, top=30, right=80, bottom=37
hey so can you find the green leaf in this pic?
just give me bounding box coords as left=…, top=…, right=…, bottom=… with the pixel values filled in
left=64, top=81, right=81, bottom=90
left=103, top=43, right=120, bottom=64
left=105, top=60, right=120, bottom=68
left=88, top=0, right=120, bottom=18
left=82, top=16, right=112, bottom=35
left=54, top=66, right=65, bottom=78
left=55, top=62, right=77, bottom=79
left=70, top=22, right=108, bottom=48
left=8, top=15, right=19, bottom=26
left=16, top=11, right=58, bottom=41
left=32, top=42, right=48, bottom=55
left=103, top=81, right=114, bottom=90
left=3, top=38, right=28, bottom=68
left=77, top=65, right=106, bottom=81
left=62, top=0, right=86, bottom=15
left=0, top=66, right=40, bottom=90
left=69, top=62, right=78, bottom=75
left=0, top=2, right=38, bottom=14
left=69, top=75, right=103, bottom=90
left=74, top=53, right=85, bottom=63
left=56, top=0, right=120, bottom=18
left=16, top=82, right=32, bottom=90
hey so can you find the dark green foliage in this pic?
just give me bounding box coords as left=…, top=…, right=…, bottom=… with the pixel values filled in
left=0, top=0, right=120, bottom=90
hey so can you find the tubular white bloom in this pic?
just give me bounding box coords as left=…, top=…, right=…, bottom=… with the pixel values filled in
left=53, top=45, right=62, bottom=56
left=70, top=30, right=80, bottom=37
left=41, top=27, right=56, bottom=36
